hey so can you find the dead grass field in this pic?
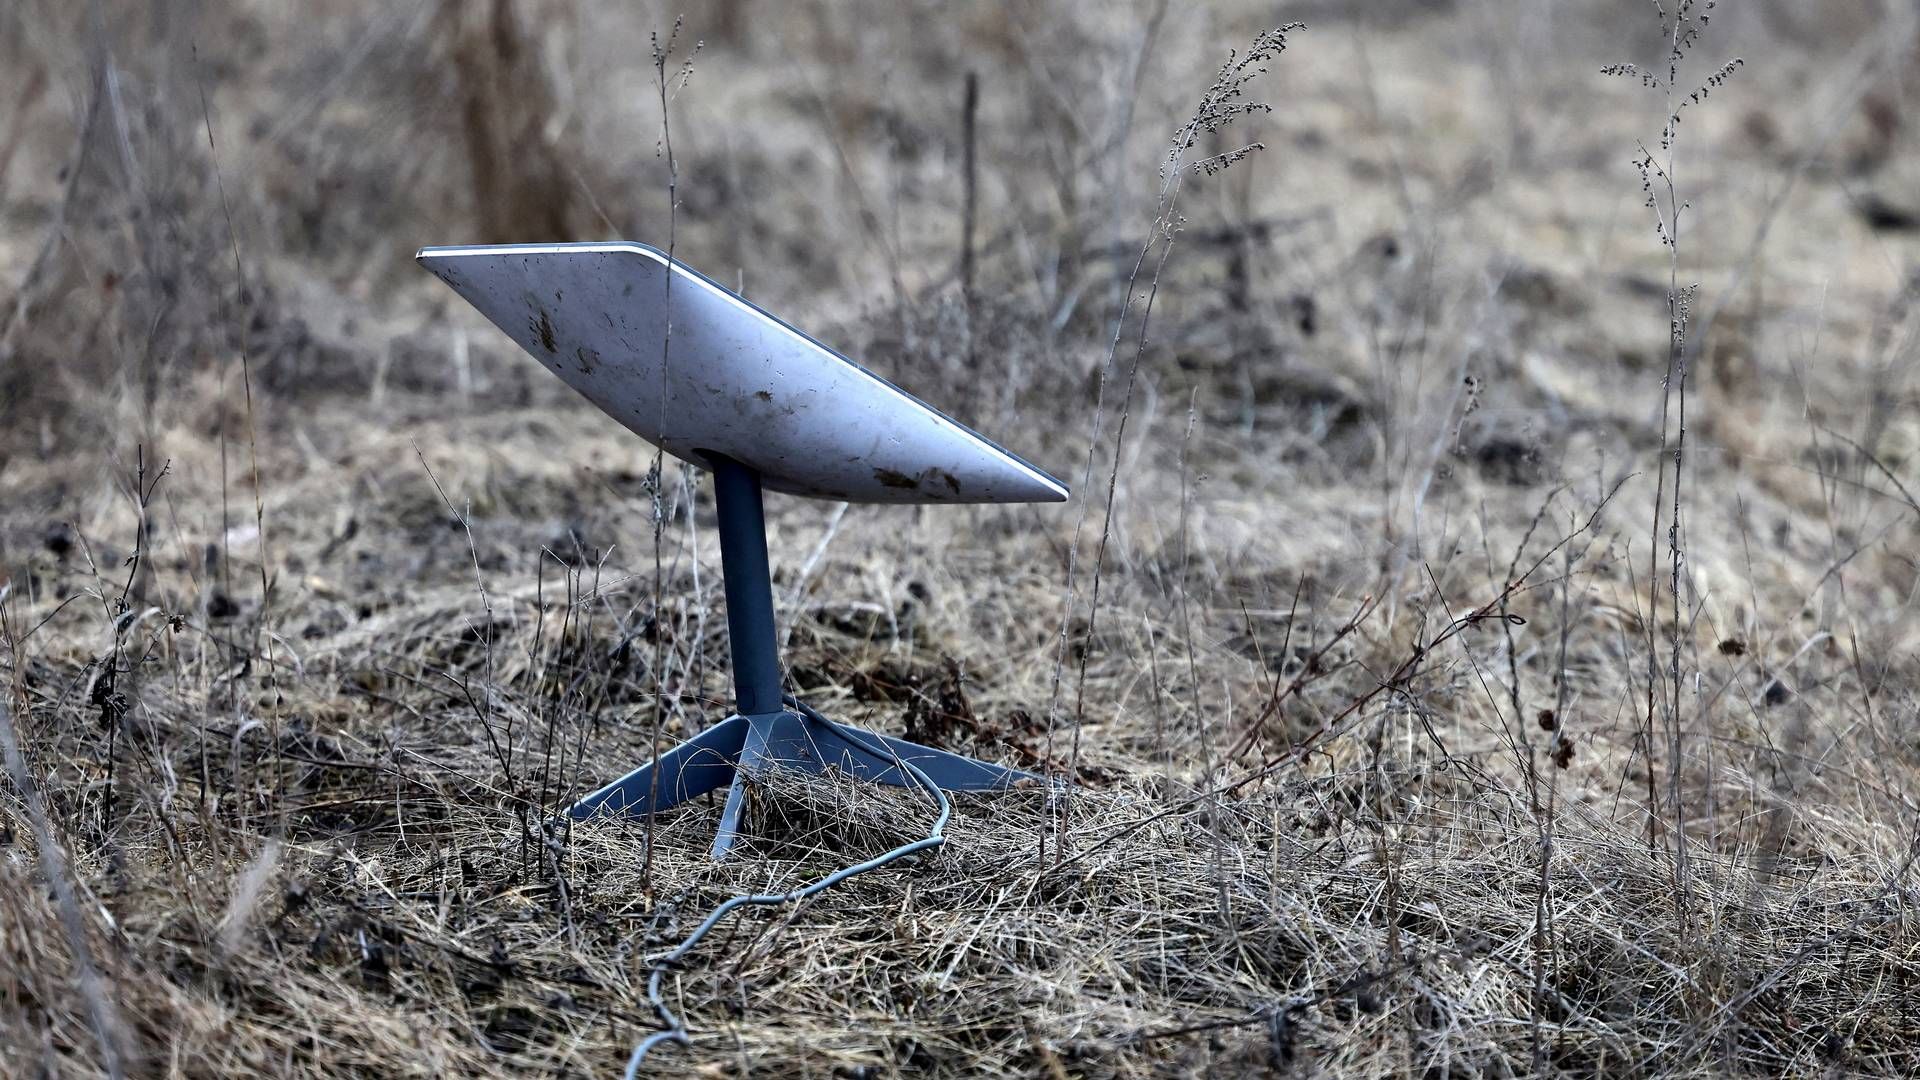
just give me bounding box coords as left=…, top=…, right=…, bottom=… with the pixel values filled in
left=3, top=1, right=1920, bottom=1076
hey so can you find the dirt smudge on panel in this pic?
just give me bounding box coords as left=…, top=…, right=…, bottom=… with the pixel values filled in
left=928, top=467, right=962, bottom=495
left=530, top=309, right=557, bottom=352
left=873, top=467, right=919, bottom=489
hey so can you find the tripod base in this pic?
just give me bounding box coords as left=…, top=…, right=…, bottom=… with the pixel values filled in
left=567, top=710, right=1042, bottom=859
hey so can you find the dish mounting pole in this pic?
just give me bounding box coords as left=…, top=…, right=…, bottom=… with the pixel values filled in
left=567, top=455, right=1042, bottom=858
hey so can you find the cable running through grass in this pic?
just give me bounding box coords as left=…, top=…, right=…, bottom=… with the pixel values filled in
left=621, top=693, right=952, bottom=1075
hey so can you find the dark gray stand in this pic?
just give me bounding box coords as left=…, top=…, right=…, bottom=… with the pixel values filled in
left=567, top=455, right=1041, bottom=858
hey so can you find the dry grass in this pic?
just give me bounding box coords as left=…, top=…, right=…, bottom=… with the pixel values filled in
left=4, top=1, right=1920, bottom=1076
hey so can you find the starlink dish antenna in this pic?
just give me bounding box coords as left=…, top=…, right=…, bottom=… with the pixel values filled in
left=418, top=241, right=1066, bottom=858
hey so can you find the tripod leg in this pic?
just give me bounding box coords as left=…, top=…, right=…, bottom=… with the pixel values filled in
left=794, top=716, right=1046, bottom=791
left=709, top=711, right=785, bottom=859
left=566, top=715, right=750, bottom=820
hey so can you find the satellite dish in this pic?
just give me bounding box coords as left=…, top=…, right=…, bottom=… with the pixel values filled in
left=419, top=241, right=1065, bottom=858
left=416, top=242, right=1066, bottom=505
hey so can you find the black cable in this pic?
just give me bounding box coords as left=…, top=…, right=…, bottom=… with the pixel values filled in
left=621, top=694, right=951, bottom=1075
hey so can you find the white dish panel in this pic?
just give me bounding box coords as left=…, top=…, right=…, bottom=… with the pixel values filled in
left=417, top=242, right=1068, bottom=505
